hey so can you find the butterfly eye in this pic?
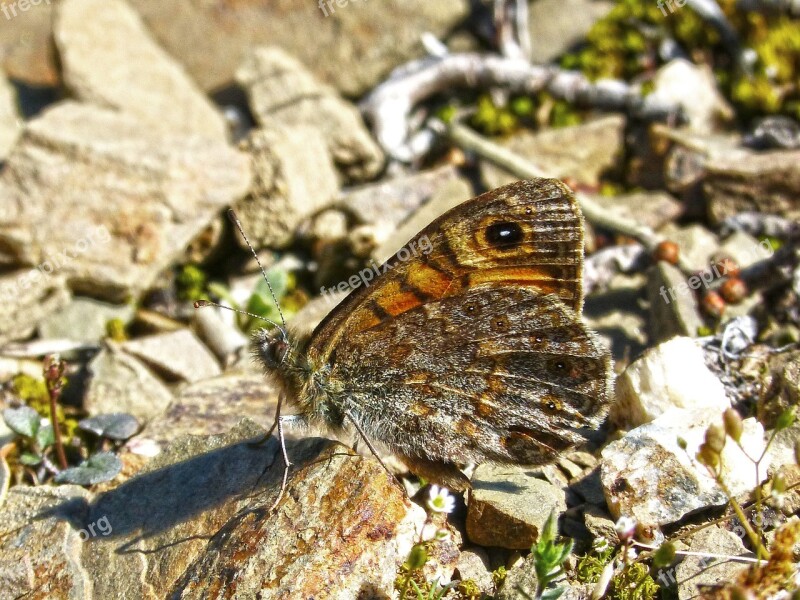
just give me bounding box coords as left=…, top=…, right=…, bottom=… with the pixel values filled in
left=262, top=338, right=289, bottom=369
left=485, top=221, right=524, bottom=249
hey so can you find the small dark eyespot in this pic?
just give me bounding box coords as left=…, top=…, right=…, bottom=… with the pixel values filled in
left=464, top=302, right=477, bottom=313
left=485, top=221, right=524, bottom=248
left=525, top=207, right=533, bottom=215
left=492, top=316, right=510, bottom=332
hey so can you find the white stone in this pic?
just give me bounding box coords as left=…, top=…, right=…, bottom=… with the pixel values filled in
left=612, top=336, right=730, bottom=429
left=0, top=72, right=20, bottom=160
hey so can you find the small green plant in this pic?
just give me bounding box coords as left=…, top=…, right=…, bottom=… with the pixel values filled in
left=529, top=510, right=573, bottom=600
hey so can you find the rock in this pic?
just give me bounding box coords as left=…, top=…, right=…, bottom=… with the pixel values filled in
left=650, top=59, right=734, bottom=134
left=467, top=463, right=567, bottom=549
left=587, top=190, right=682, bottom=231
left=646, top=262, right=705, bottom=343
left=339, top=165, right=468, bottom=234
left=601, top=408, right=767, bottom=529
left=233, top=125, right=339, bottom=249
left=54, top=0, right=228, bottom=140
left=481, top=115, right=626, bottom=189
left=570, top=468, right=607, bottom=507
left=496, top=551, right=539, bottom=600
left=675, top=526, right=749, bottom=599
left=612, top=337, right=729, bottom=429
left=0, top=72, right=21, bottom=160
left=85, top=344, right=173, bottom=422
left=454, top=548, right=494, bottom=595
left=236, top=46, right=384, bottom=181
left=718, top=230, right=775, bottom=270
left=125, top=0, right=469, bottom=96
left=704, top=149, right=800, bottom=224
left=0, top=484, right=94, bottom=599
left=141, top=372, right=281, bottom=449
left=192, top=306, right=248, bottom=365
left=659, top=223, right=720, bottom=272
left=0, top=1, right=58, bottom=86
left=120, top=329, right=220, bottom=384
left=0, top=102, right=251, bottom=301
left=583, top=505, right=618, bottom=544
left=0, top=271, right=70, bottom=346
left=527, top=0, right=614, bottom=64
left=37, top=297, right=133, bottom=343
left=757, top=349, right=800, bottom=430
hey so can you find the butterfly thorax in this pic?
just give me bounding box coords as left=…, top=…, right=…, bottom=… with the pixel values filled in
left=253, top=328, right=346, bottom=429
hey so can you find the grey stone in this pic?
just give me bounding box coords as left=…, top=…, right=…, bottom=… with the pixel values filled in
left=676, top=526, right=750, bottom=599
left=601, top=408, right=766, bottom=529
left=647, top=262, right=705, bottom=343
left=659, top=223, right=720, bottom=272
left=467, top=463, right=567, bottom=549
left=719, top=230, right=775, bottom=270
left=233, top=124, right=339, bottom=249
left=125, top=0, right=469, bottom=97
left=650, top=59, right=734, bottom=134
left=496, top=551, right=539, bottom=600
left=38, top=297, right=133, bottom=344
left=0, top=102, right=251, bottom=301
left=0, top=71, right=20, bottom=160
left=236, top=46, right=384, bottom=181
left=85, top=344, right=173, bottom=422
left=0, top=271, right=70, bottom=346
left=528, top=0, right=614, bottom=64
left=583, top=272, right=648, bottom=362
left=55, top=0, right=228, bottom=140
left=705, top=148, right=800, bottom=224
left=588, top=190, right=682, bottom=231
left=481, top=115, right=626, bottom=189
left=120, top=329, right=220, bottom=384
left=583, top=505, right=618, bottom=544
left=454, top=548, right=494, bottom=595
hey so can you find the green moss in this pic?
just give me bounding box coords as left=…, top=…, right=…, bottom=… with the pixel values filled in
left=176, top=264, right=208, bottom=301
left=105, top=318, right=127, bottom=342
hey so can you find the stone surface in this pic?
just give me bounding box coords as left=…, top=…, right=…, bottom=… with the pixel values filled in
left=37, top=297, right=133, bottom=343
left=650, top=59, right=734, bottom=134
left=704, top=149, right=800, bottom=224
left=588, top=190, right=682, bottom=231
left=0, top=102, right=251, bottom=300
left=675, top=526, right=749, bottom=599
left=120, top=329, right=220, bottom=384
left=454, top=548, right=494, bottom=595
left=0, top=421, right=435, bottom=598
left=142, top=371, right=280, bottom=449
left=612, top=336, right=729, bottom=429
left=85, top=344, right=173, bottom=422
left=646, top=262, right=705, bottom=343
left=659, top=223, right=720, bottom=272
left=125, top=0, right=469, bottom=96
left=233, top=125, right=339, bottom=249
left=467, top=463, right=567, bottom=549
left=0, top=71, right=20, bottom=160
left=496, top=551, right=539, bottom=600
left=481, top=115, right=626, bottom=189
left=0, top=1, right=58, bottom=86
left=718, top=230, right=776, bottom=270
left=601, top=408, right=767, bottom=528
left=0, top=271, right=70, bottom=346
left=54, top=0, right=228, bottom=140
left=527, top=0, right=614, bottom=64
left=237, top=46, right=383, bottom=181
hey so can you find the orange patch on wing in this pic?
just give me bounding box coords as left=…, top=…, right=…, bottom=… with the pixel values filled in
left=468, top=266, right=568, bottom=297
left=405, top=263, right=453, bottom=299
left=374, top=281, right=424, bottom=316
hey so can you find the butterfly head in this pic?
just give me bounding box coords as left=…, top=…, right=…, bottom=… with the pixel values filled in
left=253, top=326, right=292, bottom=371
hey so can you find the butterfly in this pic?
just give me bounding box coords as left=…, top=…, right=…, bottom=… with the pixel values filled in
left=252, top=178, right=612, bottom=493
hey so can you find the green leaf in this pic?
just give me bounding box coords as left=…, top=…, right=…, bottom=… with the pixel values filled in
left=2, top=406, right=40, bottom=438
left=35, top=423, right=55, bottom=449
left=19, top=452, right=42, bottom=466
left=776, top=408, right=796, bottom=431
left=78, top=413, right=139, bottom=440
left=540, top=587, right=566, bottom=600
left=54, top=452, right=122, bottom=486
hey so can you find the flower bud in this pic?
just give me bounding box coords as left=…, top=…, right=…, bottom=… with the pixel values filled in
left=723, top=408, right=743, bottom=443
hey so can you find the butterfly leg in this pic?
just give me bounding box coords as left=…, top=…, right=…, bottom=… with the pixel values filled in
left=268, top=413, right=293, bottom=512
left=344, top=411, right=392, bottom=477
left=398, top=454, right=472, bottom=493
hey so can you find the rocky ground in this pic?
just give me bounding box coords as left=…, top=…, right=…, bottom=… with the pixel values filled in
left=0, top=0, right=799, bottom=599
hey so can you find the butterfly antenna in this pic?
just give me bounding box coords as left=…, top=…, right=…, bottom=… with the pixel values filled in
left=226, top=208, right=287, bottom=331
left=194, top=300, right=284, bottom=333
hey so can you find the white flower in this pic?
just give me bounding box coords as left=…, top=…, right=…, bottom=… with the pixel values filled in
left=625, top=547, right=638, bottom=562
left=592, top=536, right=610, bottom=553
left=615, top=516, right=636, bottom=542
left=426, top=485, right=456, bottom=514
left=420, top=522, right=438, bottom=541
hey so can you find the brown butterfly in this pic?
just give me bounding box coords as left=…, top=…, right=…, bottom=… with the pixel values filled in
left=252, top=178, right=612, bottom=493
